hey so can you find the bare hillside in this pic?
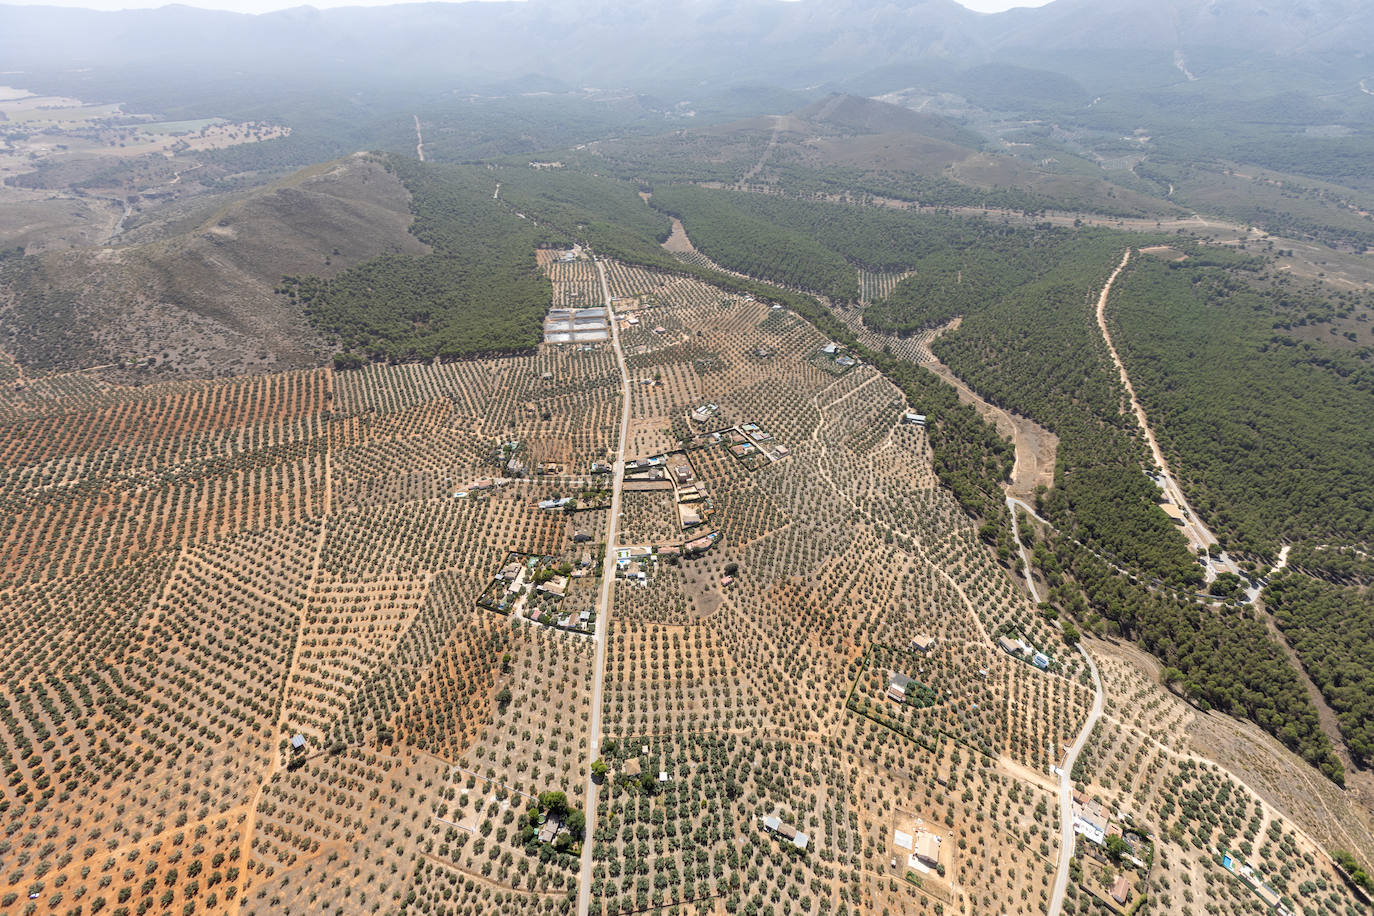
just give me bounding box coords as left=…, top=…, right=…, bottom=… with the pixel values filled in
left=0, top=153, right=427, bottom=380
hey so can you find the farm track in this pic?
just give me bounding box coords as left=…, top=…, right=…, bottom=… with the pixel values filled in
left=231, top=375, right=333, bottom=916
left=577, top=256, right=631, bottom=916
left=1008, top=499, right=1041, bottom=604
left=809, top=371, right=1001, bottom=654
left=741, top=115, right=783, bottom=184
left=910, top=320, right=1057, bottom=501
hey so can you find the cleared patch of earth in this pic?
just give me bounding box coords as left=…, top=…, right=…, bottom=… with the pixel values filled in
left=916, top=318, right=1058, bottom=500
left=662, top=217, right=697, bottom=254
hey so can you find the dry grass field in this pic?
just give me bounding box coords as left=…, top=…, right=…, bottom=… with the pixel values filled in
left=0, top=154, right=428, bottom=379
left=0, top=251, right=1363, bottom=916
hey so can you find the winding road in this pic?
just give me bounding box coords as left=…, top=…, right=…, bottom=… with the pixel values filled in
left=576, top=256, right=631, bottom=916
left=1010, top=492, right=1104, bottom=916
left=1007, top=497, right=1042, bottom=605
left=1047, top=642, right=1103, bottom=916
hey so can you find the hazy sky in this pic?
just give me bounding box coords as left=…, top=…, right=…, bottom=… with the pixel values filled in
left=1, top=0, right=1058, bottom=14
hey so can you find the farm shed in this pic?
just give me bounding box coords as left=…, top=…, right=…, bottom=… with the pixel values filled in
left=915, top=831, right=941, bottom=866
left=998, top=635, right=1026, bottom=657
left=762, top=816, right=809, bottom=851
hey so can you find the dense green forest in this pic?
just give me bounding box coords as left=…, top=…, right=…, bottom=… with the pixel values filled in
left=1107, top=255, right=1374, bottom=559
left=281, top=157, right=554, bottom=361
left=1264, top=573, right=1374, bottom=768
left=649, top=186, right=860, bottom=300
left=646, top=185, right=1097, bottom=308
left=1287, top=543, right=1374, bottom=584
left=1050, top=543, right=1344, bottom=780
left=864, top=227, right=1077, bottom=335
left=927, top=234, right=1203, bottom=587
left=915, top=237, right=1342, bottom=774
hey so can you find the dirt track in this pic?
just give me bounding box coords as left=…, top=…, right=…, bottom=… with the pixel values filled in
left=915, top=320, right=1058, bottom=500
left=1093, top=249, right=1244, bottom=585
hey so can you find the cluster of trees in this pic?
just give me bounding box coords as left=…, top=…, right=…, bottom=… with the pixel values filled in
left=1334, top=850, right=1374, bottom=897
left=867, top=226, right=1077, bottom=335
left=932, top=233, right=1203, bottom=586
left=516, top=790, right=585, bottom=856
left=1108, top=255, right=1374, bottom=559
left=496, top=166, right=671, bottom=248
left=650, top=185, right=860, bottom=300
left=1287, top=543, right=1374, bottom=583
left=1049, top=541, right=1343, bottom=779
left=768, top=160, right=1140, bottom=217
left=1263, top=572, right=1374, bottom=768
left=281, top=157, right=553, bottom=362
left=647, top=186, right=1135, bottom=311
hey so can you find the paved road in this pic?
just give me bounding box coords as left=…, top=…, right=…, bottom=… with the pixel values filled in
left=1047, top=642, right=1103, bottom=916
left=1007, top=496, right=1042, bottom=604
left=1009, top=494, right=1105, bottom=916
left=576, top=256, right=631, bottom=916
left=1007, top=496, right=1103, bottom=916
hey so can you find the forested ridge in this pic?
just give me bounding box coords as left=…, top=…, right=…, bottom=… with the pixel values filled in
left=929, top=235, right=1203, bottom=588
left=493, top=166, right=673, bottom=255
left=1264, top=573, right=1374, bottom=769
left=1107, top=254, right=1374, bottom=560
left=920, top=240, right=1340, bottom=775
left=281, top=157, right=554, bottom=362
left=628, top=184, right=1339, bottom=774
left=649, top=186, right=861, bottom=301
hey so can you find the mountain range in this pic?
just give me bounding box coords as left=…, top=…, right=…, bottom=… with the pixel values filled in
left=2, top=0, right=1372, bottom=99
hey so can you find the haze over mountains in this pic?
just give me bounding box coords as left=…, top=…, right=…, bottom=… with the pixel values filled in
left=3, top=0, right=1372, bottom=95
left=3, top=1, right=1374, bottom=914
